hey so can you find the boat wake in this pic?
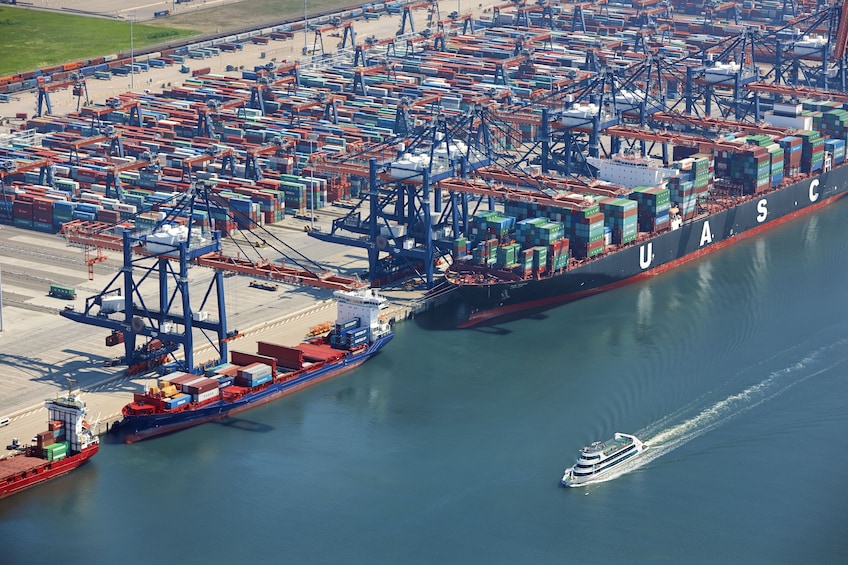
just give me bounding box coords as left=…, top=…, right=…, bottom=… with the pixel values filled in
left=577, top=337, right=848, bottom=489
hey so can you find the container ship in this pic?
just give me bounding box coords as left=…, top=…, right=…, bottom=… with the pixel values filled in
left=121, top=287, right=393, bottom=443
left=446, top=106, right=848, bottom=327
left=0, top=385, right=99, bottom=500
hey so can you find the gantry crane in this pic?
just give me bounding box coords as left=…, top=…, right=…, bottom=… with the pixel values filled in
left=398, top=0, right=441, bottom=35
left=35, top=73, right=88, bottom=117
left=66, top=124, right=125, bottom=165
left=60, top=184, right=231, bottom=374
left=195, top=96, right=249, bottom=139
left=104, top=150, right=160, bottom=200
left=401, top=27, right=446, bottom=57
left=312, top=18, right=357, bottom=58
left=0, top=158, right=54, bottom=222
left=353, top=34, right=398, bottom=66
left=59, top=180, right=366, bottom=374
left=305, top=104, right=504, bottom=288
left=180, top=144, right=236, bottom=182
left=243, top=135, right=296, bottom=181
left=80, top=96, right=144, bottom=129
left=248, top=61, right=300, bottom=116
left=764, top=1, right=848, bottom=91
left=444, top=10, right=476, bottom=35
left=703, top=1, right=739, bottom=25
left=279, top=91, right=345, bottom=125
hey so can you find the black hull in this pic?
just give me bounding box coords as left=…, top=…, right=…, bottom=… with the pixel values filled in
left=450, top=165, right=848, bottom=327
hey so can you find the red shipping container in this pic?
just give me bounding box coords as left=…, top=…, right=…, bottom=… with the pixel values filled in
left=96, top=209, right=121, bottom=223
left=12, top=200, right=33, bottom=220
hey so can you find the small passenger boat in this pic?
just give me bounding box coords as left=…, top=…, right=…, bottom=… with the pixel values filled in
left=561, top=433, right=645, bottom=487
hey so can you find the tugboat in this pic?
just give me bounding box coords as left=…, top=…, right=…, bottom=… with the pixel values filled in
left=561, top=433, right=645, bottom=487
left=0, top=381, right=100, bottom=500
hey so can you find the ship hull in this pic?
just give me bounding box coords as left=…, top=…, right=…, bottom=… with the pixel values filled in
left=451, top=165, right=848, bottom=327
left=121, top=334, right=392, bottom=443
left=0, top=444, right=99, bottom=500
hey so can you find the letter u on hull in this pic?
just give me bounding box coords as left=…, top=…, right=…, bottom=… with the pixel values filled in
left=639, top=242, right=653, bottom=269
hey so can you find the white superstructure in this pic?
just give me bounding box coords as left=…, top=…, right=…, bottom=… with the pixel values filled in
left=46, top=391, right=99, bottom=454
left=794, top=35, right=828, bottom=56
left=144, top=224, right=208, bottom=254
left=333, top=288, right=392, bottom=341
left=703, top=61, right=740, bottom=83
left=559, top=103, right=601, bottom=126
left=586, top=153, right=678, bottom=188
left=614, top=89, right=647, bottom=107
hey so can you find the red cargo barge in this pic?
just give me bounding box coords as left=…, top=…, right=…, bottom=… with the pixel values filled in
left=0, top=385, right=99, bottom=500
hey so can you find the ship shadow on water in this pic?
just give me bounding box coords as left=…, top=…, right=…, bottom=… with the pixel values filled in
left=109, top=418, right=275, bottom=444
left=211, top=417, right=275, bottom=434
left=413, top=299, right=551, bottom=333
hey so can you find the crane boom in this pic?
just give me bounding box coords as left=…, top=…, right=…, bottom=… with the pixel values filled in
left=835, top=0, right=848, bottom=62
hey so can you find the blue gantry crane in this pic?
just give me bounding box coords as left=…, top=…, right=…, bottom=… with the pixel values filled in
left=59, top=183, right=232, bottom=374
left=59, top=177, right=365, bottom=374
left=306, top=101, right=502, bottom=288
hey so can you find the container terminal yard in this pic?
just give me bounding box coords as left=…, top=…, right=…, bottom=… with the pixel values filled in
left=4, top=0, right=848, bottom=455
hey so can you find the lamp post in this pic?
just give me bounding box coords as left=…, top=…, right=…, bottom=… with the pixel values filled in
left=130, top=15, right=134, bottom=90
left=0, top=267, right=4, bottom=332
left=303, top=0, right=308, bottom=56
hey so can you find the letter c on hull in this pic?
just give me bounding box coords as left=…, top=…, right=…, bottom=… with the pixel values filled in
left=810, top=179, right=820, bottom=202
left=639, top=242, right=653, bottom=270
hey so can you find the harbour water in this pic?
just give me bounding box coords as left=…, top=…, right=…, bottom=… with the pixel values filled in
left=1, top=199, right=847, bottom=564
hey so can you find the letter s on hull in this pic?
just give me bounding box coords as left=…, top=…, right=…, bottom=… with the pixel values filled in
left=810, top=178, right=820, bottom=202
left=757, top=199, right=768, bottom=223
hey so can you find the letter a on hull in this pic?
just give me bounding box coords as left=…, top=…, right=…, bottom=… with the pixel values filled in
left=700, top=221, right=713, bottom=247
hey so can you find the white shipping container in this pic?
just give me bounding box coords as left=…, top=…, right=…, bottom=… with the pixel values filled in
left=240, top=363, right=273, bottom=378
left=100, top=296, right=125, bottom=314
left=380, top=224, right=407, bottom=238
left=763, top=111, right=813, bottom=130
left=196, top=389, right=220, bottom=403
left=162, top=371, right=188, bottom=382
